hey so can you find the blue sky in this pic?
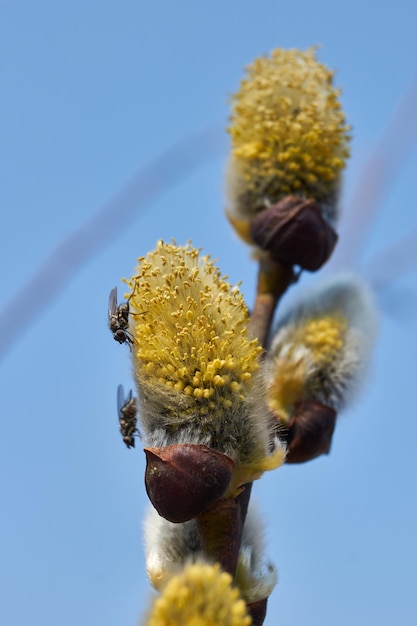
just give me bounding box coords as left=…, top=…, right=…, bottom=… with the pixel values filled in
left=1, top=2, right=417, bottom=625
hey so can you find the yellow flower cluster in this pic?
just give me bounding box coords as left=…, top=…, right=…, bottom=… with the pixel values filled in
left=267, top=314, right=347, bottom=422
left=302, top=316, right=347, bottom=364
left=227, top=47, right=350, bottom=219
left=126, top=241, right=261, bottom=420
left=146, top=562, right=251, bottom=626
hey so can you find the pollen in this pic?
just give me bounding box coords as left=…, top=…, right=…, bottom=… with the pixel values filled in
left=125, top=241, right=261, bottom=420
left=146, top=562, right=251, bottom=626
left=302, top=316, right=347, bottom=364
left=227, top=47, right=350, bottom=217
left=267, top=358, right=307, bottom=423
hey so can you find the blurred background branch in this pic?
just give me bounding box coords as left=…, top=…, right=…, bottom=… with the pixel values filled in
left=330, top=74, right=417, bottom=270
left=0, top=125, right=224, bottom=360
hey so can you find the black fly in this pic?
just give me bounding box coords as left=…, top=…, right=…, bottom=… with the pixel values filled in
left=117, top=384, right=139, bottom=449
left=108, top=286, right=134, bottom=347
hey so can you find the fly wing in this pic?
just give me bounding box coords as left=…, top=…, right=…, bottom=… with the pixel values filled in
left=117, top=384, right=134, bottom=417
left=117, top=384, right=126, bottom=418
left=108, top=286, right=118, bottom=319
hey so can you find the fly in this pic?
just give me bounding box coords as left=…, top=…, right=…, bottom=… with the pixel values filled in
left=117, top=384, right=139, bottom=449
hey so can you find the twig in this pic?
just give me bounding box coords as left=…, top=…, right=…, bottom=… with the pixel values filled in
left=249, top=257, right=296, bottom=349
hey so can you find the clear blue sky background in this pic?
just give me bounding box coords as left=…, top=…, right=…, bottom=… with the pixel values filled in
left=1, top=2, right=417, bottom=625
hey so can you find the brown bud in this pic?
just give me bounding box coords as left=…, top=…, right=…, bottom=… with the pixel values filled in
left=247, top=598, right=268, bottom=626
left=249, top=197, right=338, bottom=271
left=285, top=401, right=337, bottom=464
left=144, top=444, right=235, bottom=523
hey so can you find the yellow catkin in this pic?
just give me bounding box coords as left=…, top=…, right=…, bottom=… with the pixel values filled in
left=146, top=562, right=252, bottom=626
left=125, top=241, right=261, bottom=420
left=227, top=47, right=350, bottom=217
left=267, top=314, right=347, bottom=422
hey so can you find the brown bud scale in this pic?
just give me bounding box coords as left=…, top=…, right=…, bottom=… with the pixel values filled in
left=285, top=400, right=337, bottom=464
left=144, top=444, right=235, bottom=523
left=250, top=196, right=338, bottom=271
left=247, top=598, right=268, bottom=626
